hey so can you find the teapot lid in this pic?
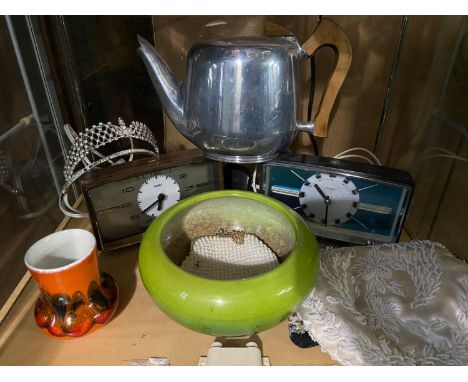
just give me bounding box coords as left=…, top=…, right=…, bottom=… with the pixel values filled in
left=189, top=35, right=304, bottom=55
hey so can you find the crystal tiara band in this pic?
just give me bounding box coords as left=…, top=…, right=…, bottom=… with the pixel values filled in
left=0, top=150, right=18, bottom=194
left=59, top=118, right=159, bottom=218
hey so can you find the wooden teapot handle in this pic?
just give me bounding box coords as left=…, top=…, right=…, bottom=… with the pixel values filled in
left=302, top=18, right=352, bottom=137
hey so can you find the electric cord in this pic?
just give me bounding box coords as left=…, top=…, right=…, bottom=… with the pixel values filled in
left=309, top=134, right=319, bottom=157
left=333, top=147, right=382, bottom=166
left=251, top=164, right=259, bottom=193
left=333, top=154, right=375, bottom=165
left=422, top=147, right=467, bottom=162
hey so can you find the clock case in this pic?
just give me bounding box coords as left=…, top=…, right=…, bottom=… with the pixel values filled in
left=260, top=153, right=414, bottom=245
left=80, top=149, right=222, bottom=252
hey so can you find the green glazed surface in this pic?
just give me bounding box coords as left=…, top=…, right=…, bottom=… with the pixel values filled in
left=138, top=190, right=319, bottom=337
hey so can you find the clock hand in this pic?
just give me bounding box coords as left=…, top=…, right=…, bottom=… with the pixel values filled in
left=142, top=193, right=166, bottom=214
left=324, top=202, right=329, bottom=226
left=314, top=183, right=329, bottom=201
left=156, top=193, right=165, bottom=211
left=313, top=183, right=332, bottom=225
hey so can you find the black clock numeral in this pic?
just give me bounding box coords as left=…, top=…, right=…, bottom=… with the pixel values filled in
left=315, top=174, right=321, bottom=179
left=353, top=202, right=358, bottom=208
left=304, top=181, right=311, bottom=186
left=352, top=189, right=358, bottom=195
left=329, top=174, right=336, bottom=178
left=96, top=201, right=132, bottom=215
left=196, top=180, right=215, bottom=187
left=343, top=178, right=350, bottom=184
left=299, top=192, right=305, bottom=197
left=346, top=212, right=352, bottom=218
left=335, top=218, right=341, bottom=224
left=301, top=203, right=307, bottom=209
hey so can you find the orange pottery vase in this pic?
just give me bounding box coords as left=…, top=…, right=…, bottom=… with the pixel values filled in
left=24, top=229, right=118, bottom=338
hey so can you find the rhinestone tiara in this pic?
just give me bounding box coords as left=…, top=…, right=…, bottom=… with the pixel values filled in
left=59, top=118, right=159, bottom=218
left=0, top=150, right=18, bottom=194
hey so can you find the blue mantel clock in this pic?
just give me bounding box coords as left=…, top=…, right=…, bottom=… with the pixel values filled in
left=261, top=154, right=414, bottom=245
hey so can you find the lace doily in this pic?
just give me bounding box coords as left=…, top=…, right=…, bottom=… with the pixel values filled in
left=298, top=240, right=468, bottom=365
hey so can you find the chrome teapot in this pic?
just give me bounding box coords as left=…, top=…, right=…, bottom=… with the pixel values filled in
left=138, top=19, right=351, bottom=163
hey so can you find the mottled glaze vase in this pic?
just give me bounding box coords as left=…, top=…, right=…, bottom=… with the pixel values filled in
left=139, top=190, right=320, bottom=337
left=25, top=229, right=118, bottom=338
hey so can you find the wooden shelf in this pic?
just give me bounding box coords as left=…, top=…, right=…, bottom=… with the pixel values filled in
left=0, top=212, right=336, bottom=366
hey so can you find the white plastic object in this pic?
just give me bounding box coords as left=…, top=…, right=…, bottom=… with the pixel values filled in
left=205, top=341, right=263, bottom=366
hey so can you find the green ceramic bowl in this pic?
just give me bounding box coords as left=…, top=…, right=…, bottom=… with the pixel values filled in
left=139, top=190, right=319, bottom=337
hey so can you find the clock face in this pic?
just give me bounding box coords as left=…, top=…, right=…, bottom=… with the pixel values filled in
left=299, top=173, right=359, bottom=226
left=137, top=175, right=181, bottom=218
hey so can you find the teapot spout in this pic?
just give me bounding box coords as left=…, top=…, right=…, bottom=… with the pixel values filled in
left=137, top=35, right=187, bottom=136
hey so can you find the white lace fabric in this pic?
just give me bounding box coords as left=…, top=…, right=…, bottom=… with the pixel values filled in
left=298, top=241, right=468, bottom=365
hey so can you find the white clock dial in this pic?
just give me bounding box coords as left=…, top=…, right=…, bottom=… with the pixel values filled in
left=299, top=173, right=360, bottom=226
left=137, top=175, right=181, bottom=218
